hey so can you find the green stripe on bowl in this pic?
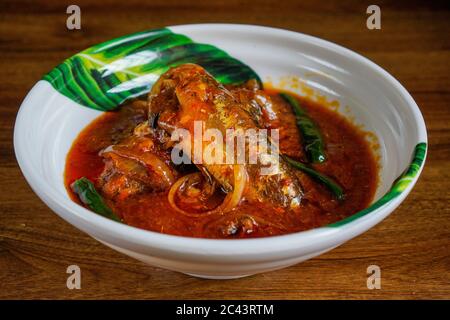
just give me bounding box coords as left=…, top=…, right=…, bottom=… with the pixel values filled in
left=43, top=28, right=261, bottom=111
left=328, top=142, right=427, bottom=227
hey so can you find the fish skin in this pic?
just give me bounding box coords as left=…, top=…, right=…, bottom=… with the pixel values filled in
left=148, top=64, right=303, bottom=209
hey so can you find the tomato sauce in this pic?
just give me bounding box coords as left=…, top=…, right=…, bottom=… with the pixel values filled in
left=65, top=91, right=378, bottom=238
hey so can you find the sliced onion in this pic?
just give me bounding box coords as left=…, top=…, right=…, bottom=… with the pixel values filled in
left=221, top=165, right=247, bottom=213
left=167, top=172, right=202, bottom=216
left=168, top=165, right=247, bottom=217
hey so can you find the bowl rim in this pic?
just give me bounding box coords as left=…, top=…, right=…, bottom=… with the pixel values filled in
left=13, top=23, right=427, bottom=257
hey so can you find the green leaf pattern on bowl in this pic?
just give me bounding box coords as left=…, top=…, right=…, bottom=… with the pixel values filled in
left=329, top=142, right=427, bottom=227
left=43, top=28, right=261, bottom=111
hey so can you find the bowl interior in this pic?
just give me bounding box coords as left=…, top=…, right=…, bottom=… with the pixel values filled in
left=15, top=24, right=426, bottom=234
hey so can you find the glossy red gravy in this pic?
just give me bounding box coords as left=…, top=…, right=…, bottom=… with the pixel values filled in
left=65, top=90, right=378, bottom=238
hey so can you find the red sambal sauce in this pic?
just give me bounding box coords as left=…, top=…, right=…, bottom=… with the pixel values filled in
left=65, top=91, right=378, bottom=239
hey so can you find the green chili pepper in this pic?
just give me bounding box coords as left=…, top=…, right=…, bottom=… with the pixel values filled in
left=71, top=177, right=122, bottom=222
left=280, top=92, right=327, bottom=163
left=284, top=156, right=344, bottom=201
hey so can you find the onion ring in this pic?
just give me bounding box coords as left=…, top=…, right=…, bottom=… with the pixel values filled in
left=168, top=165, right=247, bottom=217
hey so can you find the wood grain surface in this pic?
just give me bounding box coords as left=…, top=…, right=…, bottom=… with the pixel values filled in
left=0, top=0, right=449, bottom=299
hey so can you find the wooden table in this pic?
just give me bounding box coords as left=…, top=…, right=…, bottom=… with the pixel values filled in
left=1, top=0, right=449, bottom=299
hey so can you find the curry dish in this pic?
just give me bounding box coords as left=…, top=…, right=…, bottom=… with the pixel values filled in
left=65, top=64, right=378, bottom=238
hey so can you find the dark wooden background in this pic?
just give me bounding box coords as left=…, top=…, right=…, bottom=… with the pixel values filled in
left=1, top=0, right=449, bottom=299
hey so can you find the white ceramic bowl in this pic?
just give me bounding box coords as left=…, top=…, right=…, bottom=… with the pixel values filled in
left=14, top=24, right=427, bottom=279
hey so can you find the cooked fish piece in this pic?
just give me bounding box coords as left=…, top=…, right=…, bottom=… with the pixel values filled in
left=148, top=64, right=303, bottom=209
left=98, top=128, right=179, bottom=201
left=229, top=82, right=306, bottom=160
